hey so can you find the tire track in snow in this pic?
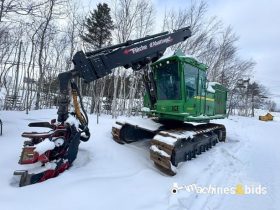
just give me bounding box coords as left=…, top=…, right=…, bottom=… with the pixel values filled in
left=181, top=118, right=255, bottom=210
left=194, top=147, right=245, bottom=210
left=171, top=139, right=245, bottom=210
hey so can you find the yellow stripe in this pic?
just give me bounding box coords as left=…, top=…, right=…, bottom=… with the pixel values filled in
left=194, top=96, right=214, bottom=102
left=72, top=90, right=86, bottom=124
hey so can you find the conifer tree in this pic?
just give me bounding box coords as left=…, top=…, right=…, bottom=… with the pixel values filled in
left=81, top=3, right=114, bottom=48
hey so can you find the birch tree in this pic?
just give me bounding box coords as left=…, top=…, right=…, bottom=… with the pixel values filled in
left=111, top=0, right=154, bottom=117
left=34, top=0, right=66, bottom=110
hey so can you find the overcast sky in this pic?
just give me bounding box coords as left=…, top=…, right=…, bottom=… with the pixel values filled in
left=208, top=0, right=280, bottom=107
left=153, top=0, right=280, bottom=107
left=84, top=0, right=280, bottom=107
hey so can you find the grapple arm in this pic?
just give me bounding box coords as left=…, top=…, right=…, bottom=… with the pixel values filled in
left=14, top=26, right=192, bottom=187
left=56, top=26, right=191, bottom=123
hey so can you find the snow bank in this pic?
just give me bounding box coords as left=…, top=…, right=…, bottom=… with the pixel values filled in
left=158, top=48, right=175, bottom=61
left=150, top=145, right=170, bottom=157
left=54, top=138, right=64, bottom=147
left=153, top=130, right=195, bottom=146
left=112, top=123, right=122, bottom=129
left=34, top=139, right=55, bottom=155
left=170, top=162, right=178, bottom=173
left=160, top=130, right=195, bottom=140
left=207, top=84, right=216, bottom=93
left=179, top=54, right=204, bottom=64
left=207, top=81, right=223, bottom=93
left=153, top=134, right=177, bottom=146
left=186, top=122, right=207, bottom=126
left=158, top=48, right=202, bottom=63
left=141, top=107, right=150, bottom=112
left=120, top=117, right=162, bottom=132
left=65, top=114, right=80, bottom=128
left=209, top=82, right=221, bottom=86
left=207, top=82, right=221, bottom=93
left=1, top=109, right=280, bottom=210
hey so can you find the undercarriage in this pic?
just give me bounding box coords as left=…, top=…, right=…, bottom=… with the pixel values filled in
left=112, top=118, right=226, bottom=175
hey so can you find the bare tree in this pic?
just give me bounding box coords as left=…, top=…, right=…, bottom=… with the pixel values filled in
left=34, top=0, right=66, bottom=110
left=111, top=0, right=154, bottom=117
left=266, top=100, right=277, bottom=112
left=0, top=0, right=271, bottom=119
left=161, top=0, right=257, bottom=117
left=0, top=0, right=49, bottom=22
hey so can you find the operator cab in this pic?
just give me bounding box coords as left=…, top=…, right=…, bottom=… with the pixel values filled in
left=149, top=51, right=226, bottom=122
left=156, top=60, right=181, bottom=101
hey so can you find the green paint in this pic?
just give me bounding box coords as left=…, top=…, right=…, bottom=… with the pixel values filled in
left=144, top=53, right=227, bottom=123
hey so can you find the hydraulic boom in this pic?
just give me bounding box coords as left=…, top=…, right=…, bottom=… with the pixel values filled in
left=14, top=27, right=192, bottom=186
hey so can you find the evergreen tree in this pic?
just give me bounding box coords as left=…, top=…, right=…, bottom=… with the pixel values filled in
left=81, top=3, right=114, bottom=49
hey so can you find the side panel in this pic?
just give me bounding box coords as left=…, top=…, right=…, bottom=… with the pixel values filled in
left=214, top=89, right=227, bottom=115
left=205, top=92, right=215, bottom=116
left=183, top=65, right=208, bottom=117
left=197, top=70, right=206, bottom=115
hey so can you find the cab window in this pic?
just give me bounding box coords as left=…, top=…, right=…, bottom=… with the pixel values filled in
left=156, top=61, right=181, bottom=100
left=184, top=64, right=198, bottom=98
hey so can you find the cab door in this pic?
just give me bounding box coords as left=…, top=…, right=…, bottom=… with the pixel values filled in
left=197, top=70, right=206, bottom=115
left=184, top=64, right=198, bottom=115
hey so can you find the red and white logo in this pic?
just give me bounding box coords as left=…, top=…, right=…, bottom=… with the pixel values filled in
left=149, top=36, right=173, bottom=48
left=123, top=45, right=148, bottom=55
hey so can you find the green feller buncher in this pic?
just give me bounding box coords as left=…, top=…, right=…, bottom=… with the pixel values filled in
left=14, top=26, right=227, bottom=187
left=111, top=50, right=227, bottom=175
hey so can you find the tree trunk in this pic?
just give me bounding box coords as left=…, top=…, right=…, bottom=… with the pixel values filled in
left=35, top=0, right=55, bottom=110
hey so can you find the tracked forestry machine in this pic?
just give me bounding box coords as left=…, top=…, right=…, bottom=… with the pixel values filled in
left=14, top=26, right=227, bottom=187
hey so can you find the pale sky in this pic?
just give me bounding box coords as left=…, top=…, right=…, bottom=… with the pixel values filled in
left=153, top=0, right=280, bottom=107
left=208, top=0, right=280, bottom=106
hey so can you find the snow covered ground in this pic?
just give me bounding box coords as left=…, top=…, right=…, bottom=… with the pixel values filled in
left=0, top=109, right=279, bottom=210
